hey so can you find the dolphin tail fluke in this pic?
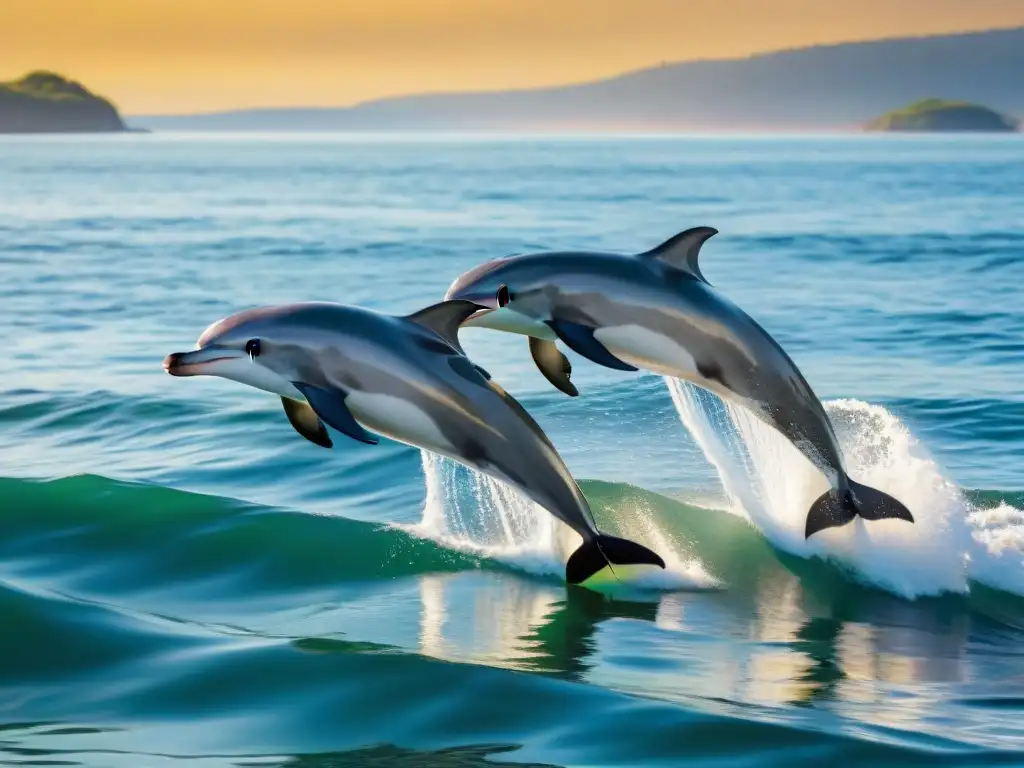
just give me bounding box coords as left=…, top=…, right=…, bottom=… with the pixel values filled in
left=805, top=479, right=914, bottom=538
left=565, top=535, right=666, bottom=587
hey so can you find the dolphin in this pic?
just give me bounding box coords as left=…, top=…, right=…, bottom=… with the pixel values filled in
left=163, top=299, right=665, bottom=587
left=444, top=227, right=914, bottom=538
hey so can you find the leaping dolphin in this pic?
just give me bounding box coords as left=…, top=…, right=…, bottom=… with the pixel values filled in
left=444, top=228, right=914, bottom=538
left=163, top=300, right=665, bottom=588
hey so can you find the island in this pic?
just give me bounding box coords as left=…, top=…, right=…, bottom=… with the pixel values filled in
left=0, top=71, right=127, bottom=133
left=866, top=99, right=1019, bottom=133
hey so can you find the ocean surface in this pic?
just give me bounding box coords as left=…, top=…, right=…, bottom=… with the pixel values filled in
left=2, top=134, right=1023, bottom=767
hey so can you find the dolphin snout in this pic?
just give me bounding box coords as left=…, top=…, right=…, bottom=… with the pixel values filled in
left=163, top=347, right=239, bottom=376
left=163, top=352, right=188, bottom=376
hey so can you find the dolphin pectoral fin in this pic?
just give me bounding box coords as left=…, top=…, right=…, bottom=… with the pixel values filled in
left=546, top=320, right=638, bottom=372
left=638, top=226, right=718, bottom=284
left=291, top=383, right=379, bottom=446
left=281, top=397, right=333, bottom=448
left=405, top=300, right=482, bottom=355
left=529, top=337, right=578, bottom=397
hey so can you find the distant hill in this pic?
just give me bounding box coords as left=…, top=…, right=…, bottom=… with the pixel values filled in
left=0, top=72, right=126, bottom=133
left=866, top=98, right=1018, bottom=132
left=132, top=26, right=1024, bottom=132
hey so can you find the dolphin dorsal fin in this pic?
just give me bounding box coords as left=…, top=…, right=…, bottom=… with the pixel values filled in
left=638, top=226, right=719, bottom=283
left=405, top=300, right=480, bottom=354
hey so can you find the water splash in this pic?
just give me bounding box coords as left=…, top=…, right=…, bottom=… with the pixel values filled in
left=415, top=451, right=566, bottom=578
left=413, top=451, right=716, bottom=591
left=666, top=378, right=1024, bottom=598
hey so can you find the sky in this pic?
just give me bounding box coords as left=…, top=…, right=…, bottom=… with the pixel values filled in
left=2, top=0, right=1023, bottom=114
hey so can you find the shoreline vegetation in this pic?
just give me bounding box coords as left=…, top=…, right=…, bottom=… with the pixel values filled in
left=0, top=71, right=127, bottom=133
left=866, top=99, right=1019, bottom=133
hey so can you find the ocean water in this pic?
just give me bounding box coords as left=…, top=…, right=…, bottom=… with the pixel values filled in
left=2, top=133, right=1024, bottom=767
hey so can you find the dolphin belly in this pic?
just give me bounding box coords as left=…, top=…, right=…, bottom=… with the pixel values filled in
left=343, top=391, right=459, bottom=454
left=593, top=325, right=700, bottom=377
left=593, top=324, right=741, bottom=399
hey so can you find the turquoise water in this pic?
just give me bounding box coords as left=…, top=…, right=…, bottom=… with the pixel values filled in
left=2, top=134, right=1024, bottom=766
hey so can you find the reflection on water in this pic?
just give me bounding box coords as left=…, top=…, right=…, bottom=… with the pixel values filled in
left=0, top=731, right=558, bottom=768
left=418, top=573, right=561, bottom=666
left=254, top=744, right=561, bottom=768
left=417, top=572, right=658, bottom=681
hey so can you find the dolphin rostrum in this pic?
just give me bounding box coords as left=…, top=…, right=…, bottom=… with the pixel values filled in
left=444, top=228, right=914, bottom=538
left=163, top=300, right=665, bottom=587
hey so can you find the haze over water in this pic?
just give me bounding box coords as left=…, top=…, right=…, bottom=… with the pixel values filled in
left=1, top=133, right=1023, bottom=766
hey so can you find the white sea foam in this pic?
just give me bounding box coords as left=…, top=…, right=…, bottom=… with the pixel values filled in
left=666, top=378, right=1024, bottom=598
left=966, top=502, right=1024, bottom=595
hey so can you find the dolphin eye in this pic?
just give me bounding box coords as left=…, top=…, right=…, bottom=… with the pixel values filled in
left=496, top=284, right=511, bottom=308
left=245, top=338, right=261, bottom=360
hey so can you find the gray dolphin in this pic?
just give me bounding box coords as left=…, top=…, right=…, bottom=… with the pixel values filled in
left=163, top=300, right=665, bottom=587
left=444, top=228, right=914, bottom=538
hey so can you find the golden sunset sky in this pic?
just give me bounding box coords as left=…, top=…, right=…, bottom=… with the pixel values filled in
left=2, top=0, right=1022, bottom=114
